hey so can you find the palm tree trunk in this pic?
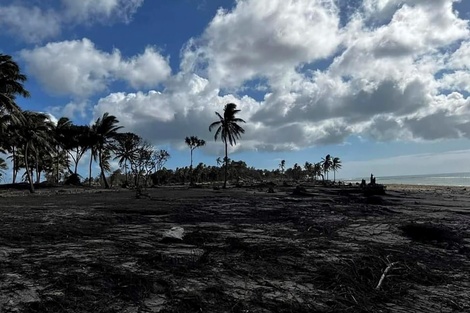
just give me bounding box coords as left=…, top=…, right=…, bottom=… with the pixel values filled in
left=74, top=160, right=79, bottom=175
left=99, top=150, right=110, bottom=189
left=223, top=140, right=228, bottom=189
left=56, top=146, right=60, bottom=184
left=124, top=159, right=128, bottom=185
left=74, top=148, right=79, bottom=175
left=24, top=143, right=35, bottom=193
left=35, top=151, right=40, bottom=184
left=12, top=147, right=16, bottom=184
left=88, top=150, right=93, bottom=186
left=190, top=149, right=194, bottom=185
left=334, top=170, right=336, bottom=182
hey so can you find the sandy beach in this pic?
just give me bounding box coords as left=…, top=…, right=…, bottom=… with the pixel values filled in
left=0, top=183, right=469, bottom=312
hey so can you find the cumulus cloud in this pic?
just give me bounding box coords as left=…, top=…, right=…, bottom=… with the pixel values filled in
left=0, top=0, right=144, bottom=43
left=61, top=0, right=144, bottom=24
left=182, top=0, right=342, bottom=88
left=13, top=0, right=469, bottom=153
left=448, top=40, right=470, bottom=70
left=92, top=73, right=256, bottom=152
left=84, top=0, right=470, bottom=152
left=48, top=101, right=90, bottom=120
left=20, top=38, right=171, bottom=97
left=0, top=5, right=61, bottom=43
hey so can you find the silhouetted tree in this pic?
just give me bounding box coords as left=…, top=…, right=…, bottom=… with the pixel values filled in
left=92, top=113, right=123, bottom=188
left=321, top=154, right=332, bottom=181
left=209, top=103, right=246, bottom=188
left=0, top=157, right=8, bottom=182
left=279, top=159, right=286, bottom=175
left=113, top=132, right=142, bottom=185
left=19, top=111, right=54, bottom=193
left=331, top=157, right=342, bottom=182
left=185, top=136, right=206, bottom=184
left=0, top=54, right=29, bottom=119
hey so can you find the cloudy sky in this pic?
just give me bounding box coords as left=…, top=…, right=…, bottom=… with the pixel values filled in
left=2, top=0, right=470, bottom=179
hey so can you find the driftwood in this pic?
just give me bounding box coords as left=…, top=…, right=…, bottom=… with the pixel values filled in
left=375, top=260, right=398, bottom=290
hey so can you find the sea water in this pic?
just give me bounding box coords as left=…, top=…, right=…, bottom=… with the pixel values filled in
left=347, top=172, right=470, bottom=187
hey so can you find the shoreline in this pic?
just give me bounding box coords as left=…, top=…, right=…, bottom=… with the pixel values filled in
left=384, top=183, right=468, bottom=192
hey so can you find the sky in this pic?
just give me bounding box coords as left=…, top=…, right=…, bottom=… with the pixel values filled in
left=2, top=0, right=470, bottom=180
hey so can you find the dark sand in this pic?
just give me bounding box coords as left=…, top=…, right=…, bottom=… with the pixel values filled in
left=0, top=184, right=469, bottom=312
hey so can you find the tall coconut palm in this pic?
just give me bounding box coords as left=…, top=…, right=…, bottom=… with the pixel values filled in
left=279, top=160, right=286, bottom=175
left=331, top=157, right=342, bottom=182
left=19, top=111, right=54, bottom=193
left=304, top=161, right=313, bottom=181
left=0, top=157, right=8, bottom=182
left=321, top=154, right=332, bottom=182
left=0, top=55, right=29, bottom=172
left=0, top=54, right=29, bottom=117
left=313, top=162, right=322, bottom=182
left=63, top=125, right=90, bottom=175
left=92, top=113, right=123, bottom=189
left=209, top=103, right=246, bottom=189
left=0, top=114, right=22, bottom=183
left=87, top=126, right=101, bottom=186
left=53, top=117, right=73, bottom=183
left=113, top=132, right=142, bottom=185
left=185, top=136, right=206, bottom=185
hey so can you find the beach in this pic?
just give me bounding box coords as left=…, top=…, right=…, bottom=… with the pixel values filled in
left=0, top=183, right=469, bottom=312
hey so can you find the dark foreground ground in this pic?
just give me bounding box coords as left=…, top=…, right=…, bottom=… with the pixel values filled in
left=0, top=184, right=469, bottom=312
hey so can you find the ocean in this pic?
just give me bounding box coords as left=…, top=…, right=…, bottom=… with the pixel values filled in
left=346, top=172, right=470, bottom=187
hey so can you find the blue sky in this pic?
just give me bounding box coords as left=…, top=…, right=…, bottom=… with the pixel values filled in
left=2, top=0, right=470, bottom=180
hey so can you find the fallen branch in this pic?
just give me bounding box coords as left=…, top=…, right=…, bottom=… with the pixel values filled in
left=375, top=261, right=398, bottom=290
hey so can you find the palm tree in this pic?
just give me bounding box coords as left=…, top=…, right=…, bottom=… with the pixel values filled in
left=279, top=160, right=286, bottom=175
left=63, top=125, right=90, bottom=175
left=86, top=125, right=98, bottom=186
left=113, top=132, right=142, bottom=185
left=0, top=157, right=8, bottom=182
left=331, top=157, right=342, bottom=182
left=321, top=154, right=332, bottom=182
left=149, top=148, right=170, bottom=186
left=19, top=111, right=54, bottom=193
left=0, top=55, right=29, bottom=179
left=216, top=157, right=223, bottom=167
left=209, top=103, right=246, bottom=189
left=0, top=54, right=29, bottom=117
left=53, top=117, right=73, bottom=183
left=92, top=113, right=123, bottom=189
left=185, top=136, right=206, bottom=185
left=304, top=161, right=313, bottom=181
left=313, top=162, right=322, bottom=182
left=0, top=114, right=22, bottom=183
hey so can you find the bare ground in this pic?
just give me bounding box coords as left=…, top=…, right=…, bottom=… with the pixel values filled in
left=0, top=184, right=469, bottom=312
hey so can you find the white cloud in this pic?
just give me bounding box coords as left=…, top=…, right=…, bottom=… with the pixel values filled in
left=92, top=74, right=253, bottom=147
left=183, top=0, right=342, bottom=88
left=48, top=101, right=90, bottom=120
left=0, top=0, right=144, bottom=43
left=21, top=38, right=171, bottom=98
left=0, top=5, right=60, bottom=43
left=61, top=0, right=144, bottom=24
left=10, top=0, right=470, bottom=155
left=86, top=0, right=470, bottom=153
left=448, top=40, right=470, bottom=70
left=116, top=47, right=172, bottom=89
left=439, top=71, right=470, bottom=93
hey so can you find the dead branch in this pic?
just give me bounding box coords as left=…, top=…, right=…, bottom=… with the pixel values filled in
left=375, top=261, right=398, bottom=290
